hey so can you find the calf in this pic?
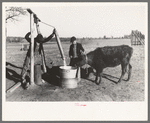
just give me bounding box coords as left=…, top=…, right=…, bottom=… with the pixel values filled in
left=75, top=45, right=133, bottom=85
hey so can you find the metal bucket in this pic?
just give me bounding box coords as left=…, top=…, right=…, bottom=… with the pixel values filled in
left=34, top=64, right=42, bottom=85
left=59, top=66, right=77, bottom=78
left=60, top=78, right=78, bottom=88
left=59, top=66, right=79, bottom=88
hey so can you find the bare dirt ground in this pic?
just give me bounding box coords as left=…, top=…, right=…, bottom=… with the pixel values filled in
left=5, top=39, right=145, bottom=101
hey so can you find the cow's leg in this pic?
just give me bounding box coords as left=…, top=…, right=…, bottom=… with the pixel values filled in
left=86, top=67, right=94, bottom=79
left=95, top=69, right=103, bottom=85
left=118, top=63, right=128, bottom=83
left=126, top=64, right=132, bottom=81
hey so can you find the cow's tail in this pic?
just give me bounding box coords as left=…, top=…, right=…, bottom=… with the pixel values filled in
left=126, top=46, right=133, bottom=74
left=126, top=46, right=133, bottom=80
left=128, top=46, right=133, bottom=59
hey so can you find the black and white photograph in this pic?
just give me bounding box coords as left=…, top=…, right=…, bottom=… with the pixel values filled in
left=2, top=2, right=148, bottom=121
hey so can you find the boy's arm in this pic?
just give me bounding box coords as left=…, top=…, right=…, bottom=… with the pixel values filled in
left=80, top=43, right=85, bottom=52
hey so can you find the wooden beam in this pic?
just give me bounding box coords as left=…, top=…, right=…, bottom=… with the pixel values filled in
left=27, top=9, right=41, bottom=22
left=6, top=82, right=21, bottom=93
left=30, top=13, right=34, bottom=85
left=54, top=29, right=66, bottom=66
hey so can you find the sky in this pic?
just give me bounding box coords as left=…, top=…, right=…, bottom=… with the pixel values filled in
left=3, top=2, right=147, bottom=38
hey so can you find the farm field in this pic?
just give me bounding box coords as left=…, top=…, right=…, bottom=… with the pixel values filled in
left=5, top=39, right=146, bottom=101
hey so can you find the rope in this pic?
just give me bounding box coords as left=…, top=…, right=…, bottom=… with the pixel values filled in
left=40, top=21, right=55, bottom=29
left=26, top=9, right=55, bottom=29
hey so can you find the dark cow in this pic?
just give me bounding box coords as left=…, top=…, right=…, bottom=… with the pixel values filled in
left=75, top=45, right=133, bottom=85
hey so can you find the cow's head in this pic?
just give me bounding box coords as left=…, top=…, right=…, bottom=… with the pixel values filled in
left=75, top=50, right=87, bottom=67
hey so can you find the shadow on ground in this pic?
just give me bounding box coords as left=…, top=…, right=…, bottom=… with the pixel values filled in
left=6, top=62, right=122, bottom=89
left=42, top=66, right=60, bottom=86
left=6, top=62, right=22, bottom=84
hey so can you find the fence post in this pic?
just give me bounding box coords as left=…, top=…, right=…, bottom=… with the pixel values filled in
left=131, top=31, right=133, bottom=45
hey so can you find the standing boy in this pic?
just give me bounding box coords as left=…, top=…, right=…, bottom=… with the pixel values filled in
left=69, top=36, right=85, bottom=66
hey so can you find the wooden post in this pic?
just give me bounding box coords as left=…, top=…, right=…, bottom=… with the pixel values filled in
left=6, top=82, right=21, bottom=93
left=131, top=31, right=133, bottom=46
left=6, top=20, right=7, bottom=40
left=30, top=13, right=34, bottom=85
left=54, top=29, right=67, bottom=66
left=40, top=49, right=47, bottom=73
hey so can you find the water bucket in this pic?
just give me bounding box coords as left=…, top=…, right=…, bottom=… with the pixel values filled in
left=59, top=66, right=80, bottom=88
left=59, top=66, right=77, bottom=78
left=60, top=78, right=78, bottom=88
left=34, top=64, right=42, bottom=85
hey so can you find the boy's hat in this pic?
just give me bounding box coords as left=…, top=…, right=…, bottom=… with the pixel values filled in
left=70, top=36, right=76, bottom=42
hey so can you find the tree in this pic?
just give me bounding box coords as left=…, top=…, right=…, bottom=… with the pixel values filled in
left=5, top=7, right=27, bottom=38
left=6, top=7, right=27, bottom=22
